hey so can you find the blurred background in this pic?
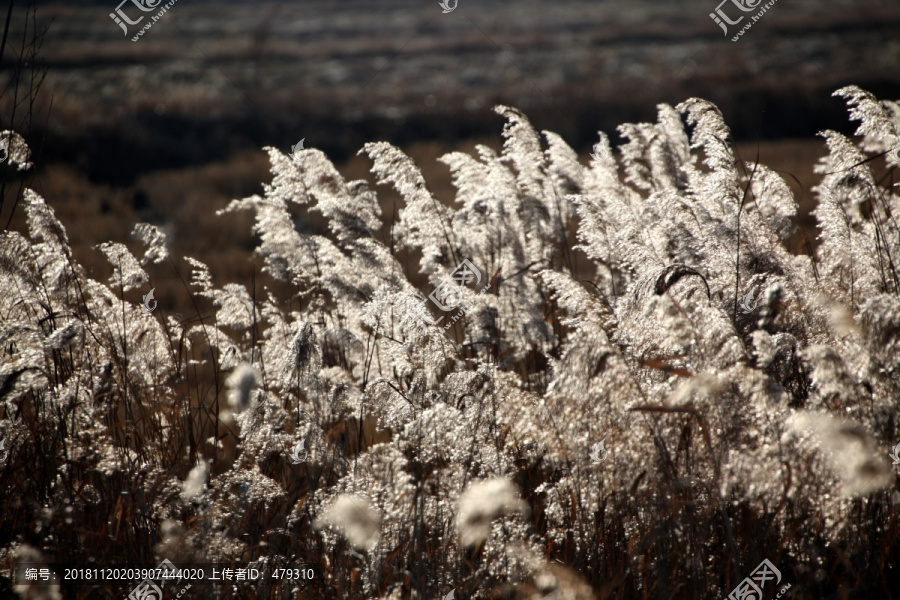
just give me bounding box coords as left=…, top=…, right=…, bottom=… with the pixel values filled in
left=1, top=0, right=899, bottom=312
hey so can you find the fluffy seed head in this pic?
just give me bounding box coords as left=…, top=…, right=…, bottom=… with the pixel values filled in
left=314, top=494, right=381, bottom=551
left=788, top=412, right=892, bottom=497
left=225, top=362, right=260, bottom=413
left=456, top=478, right=529, bottom=546
left=180, top=461, right=209, bottom=502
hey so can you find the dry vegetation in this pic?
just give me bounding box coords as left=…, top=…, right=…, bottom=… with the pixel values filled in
left=2, top=86, right=900, bottom=600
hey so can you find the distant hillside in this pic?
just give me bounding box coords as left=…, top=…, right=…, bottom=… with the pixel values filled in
left=4, top=0, right=900, bottom=185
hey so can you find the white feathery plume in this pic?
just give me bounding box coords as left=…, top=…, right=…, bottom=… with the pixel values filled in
left=456, top=478, right=529, bottom=547
left=314, top=494, right=381, bottom=552
left=225, top=363, right=260, bottom=413
left=181, top=460, right=209, bottom=502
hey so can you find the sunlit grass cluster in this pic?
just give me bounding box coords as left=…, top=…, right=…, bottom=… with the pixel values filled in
left=1, top=86, right=899, bottom=599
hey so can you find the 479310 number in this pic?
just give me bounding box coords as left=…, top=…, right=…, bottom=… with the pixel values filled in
left=271, top=568, right=313, bottom=580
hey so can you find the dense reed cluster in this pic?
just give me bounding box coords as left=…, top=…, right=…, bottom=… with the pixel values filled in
left=1, top=86, right=899, bottom=599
